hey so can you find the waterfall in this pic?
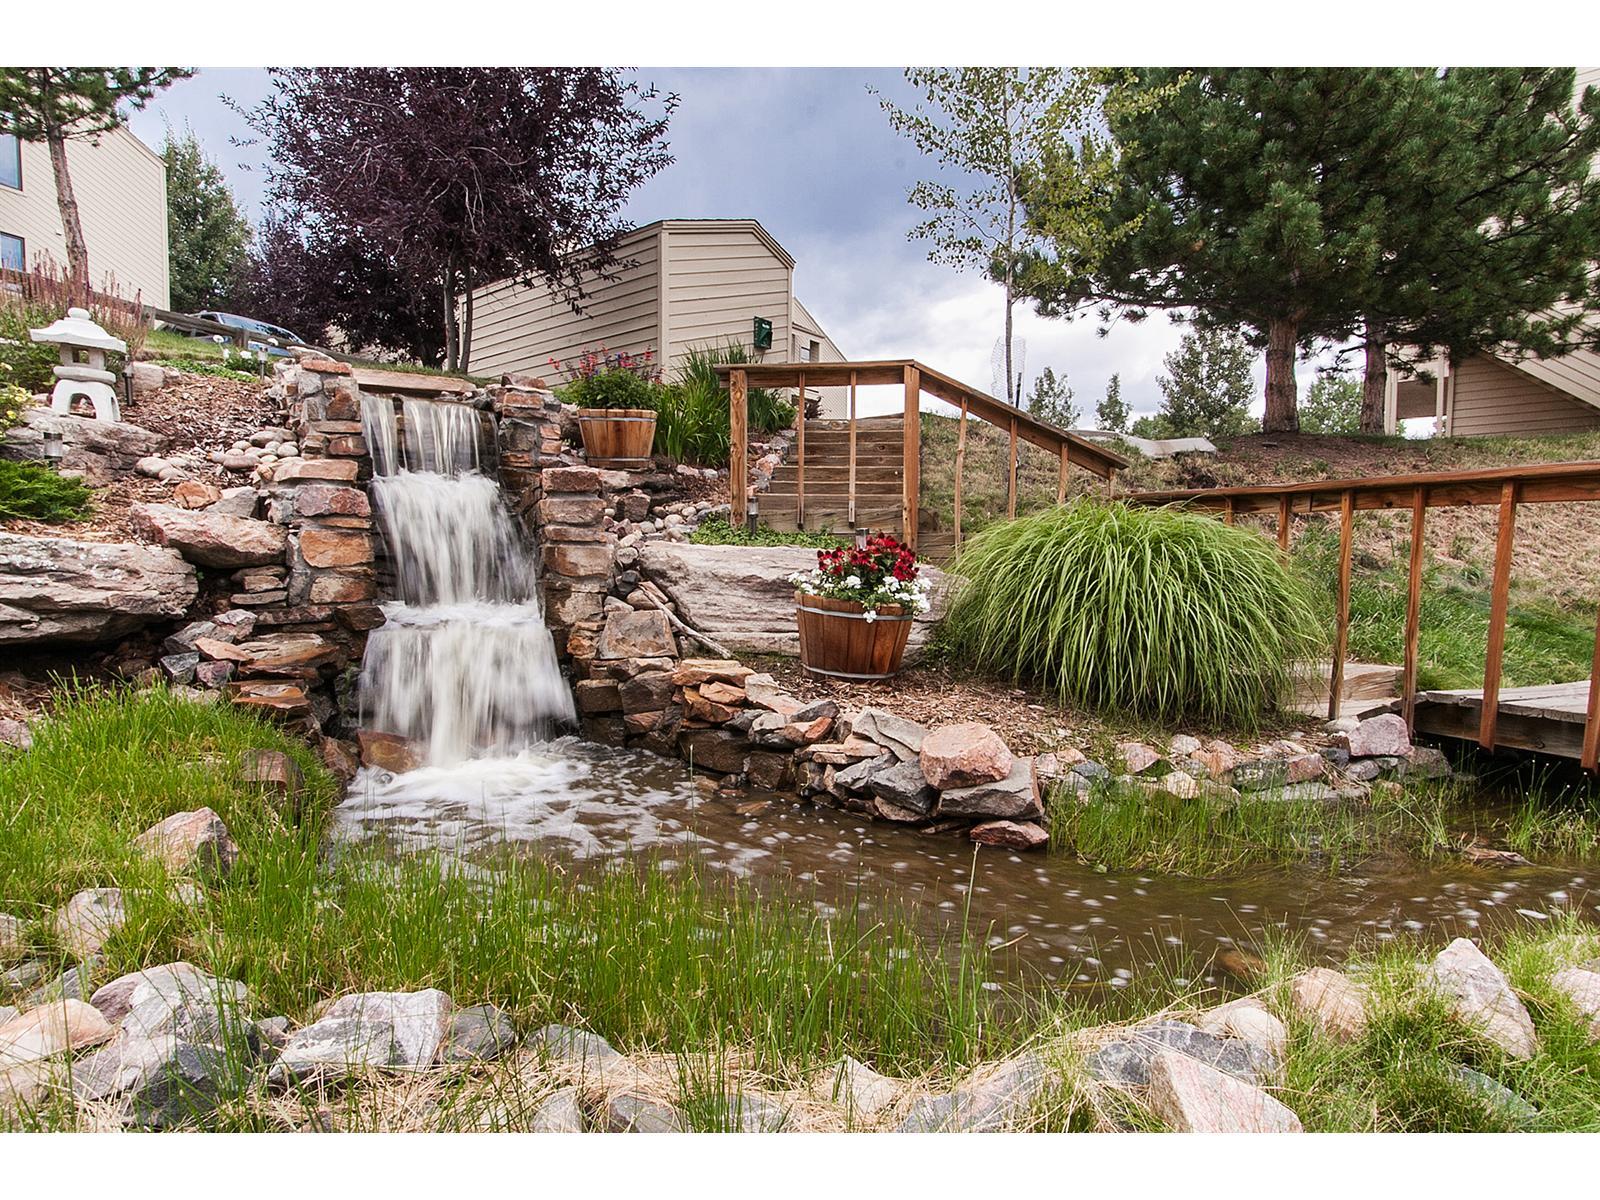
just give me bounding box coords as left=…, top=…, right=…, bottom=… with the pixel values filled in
left=356, top=395, right=574, bottom=767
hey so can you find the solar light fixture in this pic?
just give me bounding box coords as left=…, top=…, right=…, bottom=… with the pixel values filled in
left=42, top=429, right=64, bottom=469
left=746, top=490, right=760, bottom=533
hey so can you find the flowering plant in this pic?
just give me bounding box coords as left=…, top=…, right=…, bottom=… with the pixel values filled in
left=548, top=345, right=663, bottom=410
left=788, top=532, right=931, bottom=620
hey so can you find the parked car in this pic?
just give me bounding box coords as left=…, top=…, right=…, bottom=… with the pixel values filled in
left=184, top=311, right=308, bottom=358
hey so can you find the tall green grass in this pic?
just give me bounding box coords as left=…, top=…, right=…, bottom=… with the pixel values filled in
left=943, top=500, right=1325, bottom=726
left=654, top=343, right=794, bottom=466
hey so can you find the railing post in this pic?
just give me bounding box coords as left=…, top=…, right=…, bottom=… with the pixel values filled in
left=1402, top=485, right=1427, bottom=733
left=847, top=370, right=858, bottom=527
left=729, top=368, right=748, bottom=529
left=1329, top=489, right=1355, bottom=721
left=795, top=370, right=806, bottom=530
left=903, top=365, right=920, bottom=551
left=1277, top=494, right=1291, bottom=557
left=1583, top=603, right=1600, bottom=772
left=1223, top=496, right=1235, bottom=526
left=954, top=397, right=968, bottom=550
left=1007, top=416, right=1019, bottom=519
left=1479, top=480, right=1519, bottom=749
left=1057, top=441, right=1070, bottom=505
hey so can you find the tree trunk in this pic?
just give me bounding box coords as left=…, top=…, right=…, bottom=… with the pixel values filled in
left=46, top=127, right=91, bottom=299
left=1360, top=327, right=1388, bottom=434
left=459, top=262, right=474, bottom=375
left=441, top=261, right=458, bottom=373
left=1263, top=316, right=1301, bottom=434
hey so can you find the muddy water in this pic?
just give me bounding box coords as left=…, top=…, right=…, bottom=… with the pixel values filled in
left=335, top=739, right=1596, bottom=991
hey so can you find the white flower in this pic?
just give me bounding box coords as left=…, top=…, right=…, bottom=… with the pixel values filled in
left=845, top=575, right=861, bottom=589
left=863, top=608, right=878, bottom=623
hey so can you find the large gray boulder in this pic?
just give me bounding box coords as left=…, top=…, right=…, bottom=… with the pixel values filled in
left=638, top=541, right=948, bottom=655
left=0, top=534, right=198, bottom=644
left=268, top=989, right=453, bottom=1082
left=131, top=504, right=287, bottom=569
left=1, top=408, right=166, bottom=486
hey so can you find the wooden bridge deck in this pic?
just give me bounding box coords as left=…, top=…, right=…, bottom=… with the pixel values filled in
left=1414, top=681, right=1596, bottom=760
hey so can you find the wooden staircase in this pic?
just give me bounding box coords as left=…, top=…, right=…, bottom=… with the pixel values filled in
left=760, top=417, right=907, bottom=536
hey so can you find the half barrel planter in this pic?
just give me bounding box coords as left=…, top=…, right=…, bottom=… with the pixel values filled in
left=795, top=593, right=912, bottom=681
left=576, top=407, right=657, bottom=468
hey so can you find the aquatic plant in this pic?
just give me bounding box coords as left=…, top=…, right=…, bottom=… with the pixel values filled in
left=943, top=499, right=1325, bottom=725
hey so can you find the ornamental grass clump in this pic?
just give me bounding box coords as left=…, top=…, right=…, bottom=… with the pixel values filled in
left=943, top=499, right=1324, bottom=725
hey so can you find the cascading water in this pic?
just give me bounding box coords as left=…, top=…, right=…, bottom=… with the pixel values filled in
left=356, top=396, right=574, bottom=766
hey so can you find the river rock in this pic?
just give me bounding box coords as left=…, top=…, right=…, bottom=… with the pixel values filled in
left=867, top=757, right=937, bottom=814
left=638, top=541, right=947, bottom=655
left=131, top=503, right=287, bottom=569
left=936, top=756, right=1042, bottom=820
left=0, top=999, right=115, bottom=1067
left=52, top=888, right=126, bottom=959
left=1118, top=742, right=1163, bottom=776
left=0, top=718, right=31, bottom=750
left=528, top=1023, right=623, bottom=1079
left=357, top=730, right=422, bottom=774
left=1403, top=745, right=1452, bottom=779
left=441, top=1004, right=518, bottom=1063
left=850, top=707, right=927, bottom=761
left=1340, top=713, right=1411, bottom=758
left=0, top=534, right=198, bottom=645
left=269, top=989, right=454, bottom=1082
left=597, top=610, right=675, bottom=660
left=1288, top=968, right=1370, bottom=1040
left=677, top=728, right=750, bottom=775
left=1196, top=996, right=1288, bottom=1063
left=813, top=1055, right=901, bottom=1117
left=171, top=480, right=221, bottom=510
left=1425, top=938, right=1540, bottom=1059
left=1550, top=965, right=1600, bottom=1041
left=1450, top=1064, right=1539, bottom=1128
left=921, top=722, right=1013, bottom=790
left=0, top=913, right=23, bottom=962
left=71, top=1033, right=234, bottom=1128
left=605, top=1092, right=683, bottom=1132
left=898, top=1053, right=1052, bottom=1132
left=93, top=963, right=252, bottom=1046
left=969, top=820, right=1049, bottom=851
left=1146, top=1049, right=1303, bottom=1133
left=1168, top=734, right=1202, bottom=757
left=1087, top=1020, right=1267, bottom=1088
left=134, top=808, right=238, bottom=878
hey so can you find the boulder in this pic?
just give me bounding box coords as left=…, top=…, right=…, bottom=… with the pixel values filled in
left=1195, top=996, right=1288, bottom=1063
left=528, top=1023, right=623, bottom=1079
left=71, top=1033, right=234, bottom=1128
left=171, top=480, right=222, bottom=510
left=0, top=913, right=23, bottom=962
left=525, top=1086, right=587, bottom=1132
left=936, top=756, right=1042, bottom=820
left=231, top=632, right=341, bottom=677
left=741, top=673, right=805, bottom=718
left=866, top=757, right=937, bottom=814
left=1449, top=1064, right=1539, bottom=1128
left=1232, top=758, right=1289, bottom=792
left=207, top=487, right=261, bottom=519
left=52, top=887, right=126, bottom=959
left=1425, top=938, right=1540, bottom=1059
left=1288, top=968, right=1370, bottom=1041
left=357, top=731, right=422, bottom=774
left=1118, top=741, right=1163, bottom=775
left=897, top=1053, right=1052, bottom=1132
left=0, top=998, right=115, bottom=1069
left=813, top=1055, right=901, bottom=1117
left=1146, top=1049, right=1302, bottom=1133
left=1550, top=966, right=1600, bottom=1041
left=134, top=808, right=239, bottom=877
left=849, top=707, right=928, bottom=761
left=1087, top=1020, right=1269, bottom=1089
left=639, top=541, right=948, bottom=655
left=0, top=534, right=197, bottom=645
left=441, top=1004, right=519, bottom=1063
left=605, top=1092, right=683, bottom=1132
left=678, top=728, right=750, bottom=775
left=268, top=989, right=454, bottom=1082
left=920, top=722, right=1013, bottom=791
left=596, top=610, right=675, bottom=660
left=968, top=820, right=1049, bottom=851
left=1339, top=713, right=1412, bottom=759
left=0, top=408, right=165, bottom=486
left=90, top=962, right=251, bottom=1045
left=670, top=659, right=754, bottom=687
left=131, top=504, right=287, bottom=569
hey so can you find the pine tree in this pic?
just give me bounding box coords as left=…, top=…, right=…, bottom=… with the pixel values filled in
left=1154, top=328, right=1257, bottom=439
left=0, top=69, right=190, bottom=295
left=163, top=127, right=252, bottom=313
left=1096, top=373, right=1129, bottom=432
left=1026, top=366, right=1079, bottom=427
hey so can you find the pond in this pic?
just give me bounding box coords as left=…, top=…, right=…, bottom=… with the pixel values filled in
left=335, top=738, right=1597, bottom=993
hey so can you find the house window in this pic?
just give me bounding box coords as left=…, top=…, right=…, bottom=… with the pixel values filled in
left=0, top=233, right=23, bottom=274
left=0, top=134, right=19, bottom=191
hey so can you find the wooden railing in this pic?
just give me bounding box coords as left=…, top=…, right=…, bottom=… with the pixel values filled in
left=1127, top=462, right=1600, bottom=769
left=714, top=359, right=1128, bottom=552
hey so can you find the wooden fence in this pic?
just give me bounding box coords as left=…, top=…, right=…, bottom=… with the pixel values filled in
left=1128, top=462, right=1600, bottom=769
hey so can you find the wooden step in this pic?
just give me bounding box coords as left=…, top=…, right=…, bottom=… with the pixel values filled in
left=768, top=466, right=905, bottom=483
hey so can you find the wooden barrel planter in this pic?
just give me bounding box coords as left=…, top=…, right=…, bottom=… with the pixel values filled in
left=576, top=408, right=657, bottom=468
left=796, top=593, right=914, bottom=681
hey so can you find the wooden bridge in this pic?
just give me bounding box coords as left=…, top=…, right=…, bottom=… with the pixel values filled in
left=1130, top=462, right=1600, bottom=770
left=714, top=359, right=1127, bottom=554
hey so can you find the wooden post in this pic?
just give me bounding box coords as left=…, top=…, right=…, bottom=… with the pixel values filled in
left=902, top=365, right=920, bottom=551
left=847, top=370, right=858, bottom=527
left=954, top=397, right=969, bottom=549
left=1479, top=480, right=1519, bottom=749
left=1007, top=416, right=1019, bottom=519
left=795, top=370, right=806, bottom=530
left=1277, top=495, right=1291, bottom=557
left=1329, top=489, right=1355, bottom=721
left=1401, top=486, right=1427, bottom=733
left=1223, top=496, right=1235, bottom=526
left=729, top=369, right=748, bottom=529
left=1057, top=441, right=1070, bottom=505
left=1583, top=604, right=1600, bottom=772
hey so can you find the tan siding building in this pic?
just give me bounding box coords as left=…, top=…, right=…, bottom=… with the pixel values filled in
left=0, top=125, right=170, bottom=308
left=467, top=218, right=847, bottom=412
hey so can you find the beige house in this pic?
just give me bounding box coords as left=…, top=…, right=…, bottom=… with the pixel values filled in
left=467, top=218, right=848, bottom=412
left=1384, top=66, right=1600, bottom=438
left=0, top=124, right=170, bottom=308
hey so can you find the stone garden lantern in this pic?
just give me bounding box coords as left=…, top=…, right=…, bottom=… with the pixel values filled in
left=30, top=306, right=126, bottom=422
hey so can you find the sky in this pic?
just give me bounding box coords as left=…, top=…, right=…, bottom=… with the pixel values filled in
left=126, top=67, right=1258, bottom=424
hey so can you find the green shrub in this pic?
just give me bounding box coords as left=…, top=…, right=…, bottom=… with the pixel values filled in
left=559, top=365, right=660, bottom=411
left=0, top=459, right=93, bottom=522
left=654, top=343, right=795, bottom=467
left=0, top=302, right=64, bottom=394
left=690, top=513, right=845, bottom=548
left=942, top=499, right=1325, bottom=725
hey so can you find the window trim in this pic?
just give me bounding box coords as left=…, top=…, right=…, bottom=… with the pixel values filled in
left=0, top=231, right=25, bottom=274
left=0, top=132, right=19, bottom=192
